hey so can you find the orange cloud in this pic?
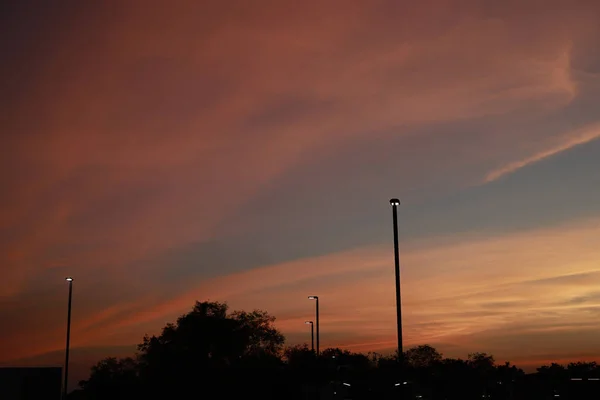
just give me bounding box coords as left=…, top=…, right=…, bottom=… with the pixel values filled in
left=45, top=217, right=597, bottom=363
left=3, top=0, right=589, bottom=297
left=2, top=0, right=600, bottom=370
left=3, top=215, right=600, bottom=365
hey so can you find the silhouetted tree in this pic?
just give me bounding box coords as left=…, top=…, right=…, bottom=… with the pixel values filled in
left=537, top=362, right=567, bottom=379
left=135, top=301, right=286, bottom=397
left=231, top=310, right=285, bottom=354
left=78, top=357, right=138, bottom=400
left=376, top=352, right=401, bottom=368
left=79, top=301, right=286, bottom=399
left=488, top=361, right=523, bottom=399
left=282, top=344, right=320, bottom=398
left=401, top=345, right=444, bottom=397
left=535, top=363, right=568, bottom=398
left=284, top=344, right=316, bottom=367
left=496, top=360, right=525, bottom=381
left=567, top=361, right=598, bottom=377
left=435, top=357, right=472, bottom=399
left=468, top=352, right=495, bottom=370
left=77, top=301, right=600, bottom=400
left=404, top=344, right=443, bottom=369
left=467, top=352, right=496, bottom=395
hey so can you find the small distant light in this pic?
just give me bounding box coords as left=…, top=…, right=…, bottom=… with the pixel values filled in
left=571, top=378, right=583, bottom=381
left=332, top=355, right=336, bottom=359
left=395, top=383, right=401, bottom=387
left=343, top=383, right=350, bottom=387
left=65, top=277, right=73, bottom=282
left=590, top=378, right=600, bottom=381
left=416, top=396, right=422, bottom=399
left=554, top=395, right=560, bottom=397
left=403, top=382, right=408, bottom=385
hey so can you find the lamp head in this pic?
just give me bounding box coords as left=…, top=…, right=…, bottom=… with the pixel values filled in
left=65, top=277, right=73, bottom=282
left=304, top=321, right=313, bottom=325
left=308, top=295, right=318, bottom=300
left=389, top=198, right=400, bottom=206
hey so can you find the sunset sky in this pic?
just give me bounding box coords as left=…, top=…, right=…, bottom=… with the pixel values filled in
left=2, top=0, right=600, bottom=387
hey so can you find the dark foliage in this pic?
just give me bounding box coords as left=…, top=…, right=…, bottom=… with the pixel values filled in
left=73, top=300, right=600, bottom=400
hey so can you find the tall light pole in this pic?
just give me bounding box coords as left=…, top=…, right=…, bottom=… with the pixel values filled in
left=308, top=296, right=319, bottom=355
left=305, top=321, right=314, bottom=352
left=389, top=198, right=403, bottom=360
left=63, top=277, right=73, bottom=400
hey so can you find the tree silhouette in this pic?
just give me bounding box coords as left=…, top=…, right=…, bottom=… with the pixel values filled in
left=284, top=343, right=316, bottom=367
left=567, top=361, right=598, bottom=377
left=537, top=362, right=567, bottom=378
left=79, top=301, right=286, bottom=399
left=230, top=309, right=285, bottom=360
left=75, top=301, right=600, bottom=400
left=78, top=357, right=138, bottom=400
left=404, top=344, right=443, bottom=369
left=467, top=353, right=496, bottom=396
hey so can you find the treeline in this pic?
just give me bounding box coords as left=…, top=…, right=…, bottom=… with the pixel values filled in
left=69, top=301, right=600, bottom=400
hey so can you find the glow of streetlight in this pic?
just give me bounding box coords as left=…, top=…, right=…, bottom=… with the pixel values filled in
left=389, top=198, right=400, bottom=206
left=305, top=321, right=313, bottom=325
left=308, top=296, right=318, bottom=300
left=65, top=277, right=73, bottom=282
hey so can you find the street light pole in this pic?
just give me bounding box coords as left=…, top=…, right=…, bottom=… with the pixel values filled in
left=63, top=277, right=73, bottom=400
left=308, top=296, right=319, bottom=355
left=305, top=321, right=314, bottom=352
left=389, top=198, right=403, bottom=360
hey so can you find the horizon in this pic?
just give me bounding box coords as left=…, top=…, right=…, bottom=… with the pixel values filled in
left=2, top=0, right=600, bottom=392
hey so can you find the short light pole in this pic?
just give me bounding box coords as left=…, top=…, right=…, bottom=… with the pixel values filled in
left=305, top=321, right=314, bottom=352
left=308, top=296, right=319, bottom=355
left=389, top=198, right=403, bottom=360
left=63, top=277, right=73, bottom=400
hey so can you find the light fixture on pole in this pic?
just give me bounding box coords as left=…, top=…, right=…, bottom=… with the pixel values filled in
left=63, top=277, right=73, bottom=400
left=308, top=296, right=319, bottom=355
left=304, top=321, right=314, bottom=352
left=389, top=198, right=403, bottom=359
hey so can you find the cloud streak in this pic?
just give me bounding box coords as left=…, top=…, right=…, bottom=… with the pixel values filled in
left=484, top=123, right=600, bottom=183
left=7, top=216, right=600, bottom=365
left=1, top=0, right=600, bottom=376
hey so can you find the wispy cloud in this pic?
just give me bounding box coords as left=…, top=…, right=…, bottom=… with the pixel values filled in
left=12, top=218, right=597, bottom=361
left=2, top=0, right=600, bottom=371
left=3, top=216, right=600, bottom=365
left=484, top=123, right=600, bottom=183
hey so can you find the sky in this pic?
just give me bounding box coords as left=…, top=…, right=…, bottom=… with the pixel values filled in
left=2, top=0, right=600, bottom=386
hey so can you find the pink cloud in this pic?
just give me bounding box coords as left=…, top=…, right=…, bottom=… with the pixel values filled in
left=2, top=0, right=600, bottom=367
left=18, top=218, right=594, bottom=361
left=484, top=123, right=600, bottom=183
